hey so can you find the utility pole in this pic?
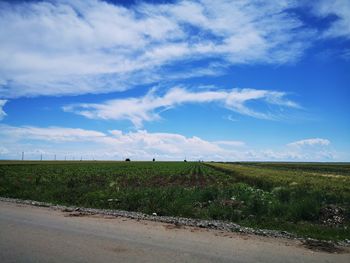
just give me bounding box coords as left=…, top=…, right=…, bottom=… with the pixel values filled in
left=64, top=155, right=66, bottom=161
left=54, top=154, right=56, bottom=161
left=21, top=152, right=24, bottom=161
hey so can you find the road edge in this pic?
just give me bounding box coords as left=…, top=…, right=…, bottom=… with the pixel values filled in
left=1, top=196, right=348, bottom=251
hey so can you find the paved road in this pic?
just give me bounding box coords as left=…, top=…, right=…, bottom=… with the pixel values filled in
left=0, top=201, right=348, bottom=263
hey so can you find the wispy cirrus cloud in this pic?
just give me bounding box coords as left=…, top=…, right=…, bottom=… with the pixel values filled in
left=63, top=87, right=300, bottom=127
left=0, top=0, right=313, bottom=98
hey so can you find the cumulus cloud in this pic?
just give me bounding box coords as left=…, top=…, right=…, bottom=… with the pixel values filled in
left=0, top=100, right=7, bottom=120
left=63, top=87, right=299, bottom=127
left=284, top=138, right=334, bottom=160
left=0, top=124, right=338, bottom=161
left=287, top=138, right=331, bottom=147
left=0, top=124, right=244, bottom=160
left=0, top=0, right=312, bottom=98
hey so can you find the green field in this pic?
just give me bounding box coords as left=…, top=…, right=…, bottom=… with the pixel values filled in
left=0, top=161, right=349, bottom=240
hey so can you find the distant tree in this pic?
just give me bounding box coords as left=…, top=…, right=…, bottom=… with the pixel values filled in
left=152, top=158, right=155, bottom=162
left=184, top=159, right=187, bottom=162
left=125, top=158, right=131, bottom=162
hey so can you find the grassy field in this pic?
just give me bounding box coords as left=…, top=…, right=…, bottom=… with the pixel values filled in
left=0, top=161, right=349, bottom=241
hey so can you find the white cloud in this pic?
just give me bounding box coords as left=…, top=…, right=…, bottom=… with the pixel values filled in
left=0, top=125, right=339, bottom=161
left=63, top=87, right=299, bottom=127
left=0, top=124, right=242, bottom=160
left=287, top=138, right=331, bottom=147
left=0, top=100, right=7, bottom=120
left=284, top=138, right=335, bottom=160
left=311, top=0, right=350, bottom=39
left=0, top=0, right=312, bottom=98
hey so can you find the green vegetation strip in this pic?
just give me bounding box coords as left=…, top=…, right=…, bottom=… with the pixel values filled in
left=0, top=161, right=349, bottom=241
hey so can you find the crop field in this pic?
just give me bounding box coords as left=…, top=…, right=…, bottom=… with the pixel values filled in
left=0, top=161, right=349, bottom=240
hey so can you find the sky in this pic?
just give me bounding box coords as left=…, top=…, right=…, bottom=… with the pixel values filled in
left=0, top=0, right=349, bottom=161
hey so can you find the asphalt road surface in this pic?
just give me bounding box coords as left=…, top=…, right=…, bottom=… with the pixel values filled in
left=0, top=201, right=349, bottom=263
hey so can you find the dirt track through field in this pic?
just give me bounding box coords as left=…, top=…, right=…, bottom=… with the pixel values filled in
left=0, top=201, right=349, bottom=263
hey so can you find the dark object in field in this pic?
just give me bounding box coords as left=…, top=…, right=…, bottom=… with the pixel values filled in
left=319, top=205, right=345, bottom=226
left=125, top=158, right=131, bottom=162
left=153, top=158, right=155, bottom=162
left=184, top=160, right=187, bottom=162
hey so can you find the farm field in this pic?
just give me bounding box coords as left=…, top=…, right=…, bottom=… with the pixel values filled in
left=0, top=161, right=349, bottom=241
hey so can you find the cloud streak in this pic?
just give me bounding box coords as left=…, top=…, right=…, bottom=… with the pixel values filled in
left=0, top=125, right=106, bottom=142
left=287, top=138, right=331, bottom=147
left=0, top=100, right=7, bottom=120
left=63, top=87, right=299, bottom=127
left=0, top=0, right=313, bottom=98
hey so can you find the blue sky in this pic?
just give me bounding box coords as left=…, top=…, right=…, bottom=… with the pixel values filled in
left=0, top=0, right=349, bottom=161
